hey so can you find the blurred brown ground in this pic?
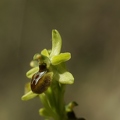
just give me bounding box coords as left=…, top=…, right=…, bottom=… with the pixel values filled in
left=0, top=0, right=120, bottom=120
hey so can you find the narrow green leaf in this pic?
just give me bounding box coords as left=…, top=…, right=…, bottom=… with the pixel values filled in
left=26, top=67, right=39, bottom=79
left=51, top=53, right=71, bottom=65
left=50, top=29, right=62, bottom=57
left=21, top=91, right=37, bottom=101
left=59, top=72, right=74, bottom=84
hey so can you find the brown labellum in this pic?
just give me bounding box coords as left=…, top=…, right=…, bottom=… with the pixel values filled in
left=31, top=63, right=52, bottom=94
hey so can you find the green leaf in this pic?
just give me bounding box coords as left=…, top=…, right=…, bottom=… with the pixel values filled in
left=41, top=49, right=50, bottom=57
left=50, top=29, right=62, bottom=58
left=26, top=67, right=39, bottom=79
left=21, top=91, right=38, bottom=101
left=51, top=53, right=71, bottom=65
left=59, top=71, right=74, bottom=84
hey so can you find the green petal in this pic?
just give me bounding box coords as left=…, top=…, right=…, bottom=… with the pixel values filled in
left=41, top=49, right=50, bottom=57
left=50, top=29, right=62, bottom=58
left=59, top=72, right=74, bottom=84
left=21, top=91, right=38, bottom=101
left=26, top=67, right=39, bottom=79
left=51, top=53, right=71, bottom=65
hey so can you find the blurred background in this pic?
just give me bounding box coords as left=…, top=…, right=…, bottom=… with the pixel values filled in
left=0, top=0, right=120, bottom=120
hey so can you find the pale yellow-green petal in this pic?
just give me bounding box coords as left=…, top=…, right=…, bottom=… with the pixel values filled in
left=26, top=67, right=39, bottom=79
left=51, top=53, right=71, bottom=65
left=21, top=91, right=38, bottom=101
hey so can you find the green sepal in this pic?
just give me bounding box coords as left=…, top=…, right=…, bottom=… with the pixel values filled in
left=26, top=67, right=39, bottom=79
left=21, top=91, right=38, bottom=101
left=59, top=71, right=74, bottom=84
left=52, top=63, right=74, bottom=84
left=50, top=29, right=62, bottom=58
left=51, top=53, right=71, bottom=65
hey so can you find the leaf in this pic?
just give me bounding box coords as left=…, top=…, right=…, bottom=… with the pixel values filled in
left=21, top=91, right=38, bottom=101
left=50, top=29, right=62, bottom=58
left=51, top=53, right=71, bottom=65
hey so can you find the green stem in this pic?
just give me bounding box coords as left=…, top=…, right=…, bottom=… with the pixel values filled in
left=58, top=84, right=68, bottom=120
left=39, top=94, right=59, bottom=120
left=51, top=82, right=67, bottom=120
